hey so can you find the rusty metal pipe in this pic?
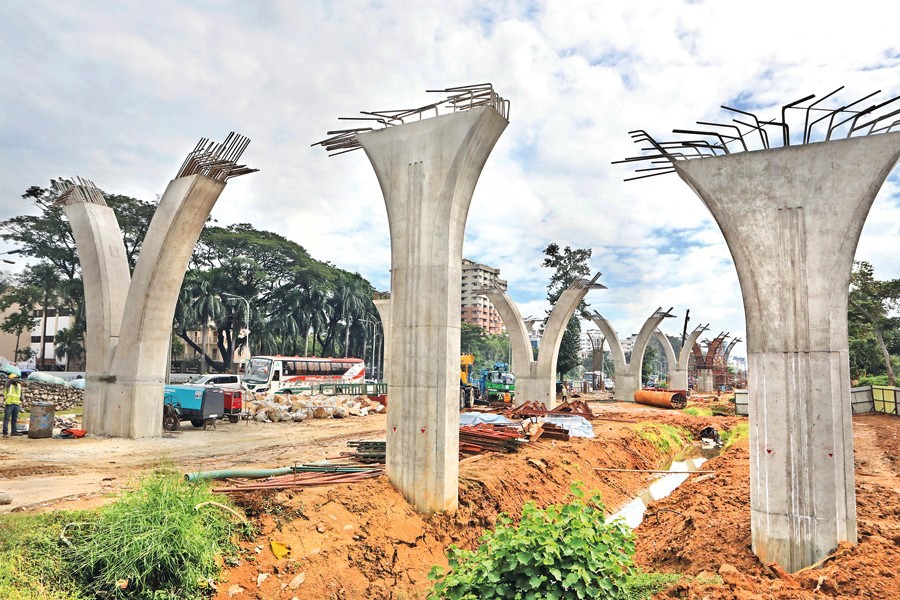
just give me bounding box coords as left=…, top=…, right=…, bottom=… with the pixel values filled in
left=633, top=389, right=687, bottom=409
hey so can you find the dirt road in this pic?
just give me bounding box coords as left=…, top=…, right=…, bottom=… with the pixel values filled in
left=0, top=415, right=387, bottom=513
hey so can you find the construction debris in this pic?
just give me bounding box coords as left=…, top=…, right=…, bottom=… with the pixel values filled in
left=244, top=393, right=384, bottom=423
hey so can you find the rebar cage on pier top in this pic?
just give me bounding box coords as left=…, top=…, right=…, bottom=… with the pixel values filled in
left=313, top=84, right=510, bottom=156
left=615, top=87, right=900, bottom=181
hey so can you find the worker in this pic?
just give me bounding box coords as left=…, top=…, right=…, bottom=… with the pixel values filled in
left=3, top=374, right=22, bottom=437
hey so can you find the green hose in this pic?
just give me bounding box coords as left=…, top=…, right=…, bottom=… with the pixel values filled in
left=185, top=464, right=380, bottom=482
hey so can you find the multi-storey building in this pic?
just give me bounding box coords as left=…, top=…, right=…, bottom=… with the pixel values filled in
left=460, top=259, right=507, bottom=335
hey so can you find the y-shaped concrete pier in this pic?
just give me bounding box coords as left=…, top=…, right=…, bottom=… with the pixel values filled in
left=619, top=92, right=900, bottom=570
left=57, top=134, right=256, bottom=438
left=316, top=85, right=509, bottom=513
left=653, top=323, right=708, bottom=391
left=372, top=297, right=392, bottom=384
left=482, top=274, right=604, bottom=407
left=590, top=308, right=675, bottom=402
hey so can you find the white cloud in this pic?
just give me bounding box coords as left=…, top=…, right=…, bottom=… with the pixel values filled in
left=2, top=0, right=900, bottom=363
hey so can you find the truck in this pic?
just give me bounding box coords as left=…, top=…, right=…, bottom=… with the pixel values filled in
left=475, top=362, right=516, bottom=404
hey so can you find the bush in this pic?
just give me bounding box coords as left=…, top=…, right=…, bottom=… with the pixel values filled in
left=65, top=471, right=251, bottom=599
left=428, top=484, right=636, bottom=599
left=858, top=374, right=890, bottom=387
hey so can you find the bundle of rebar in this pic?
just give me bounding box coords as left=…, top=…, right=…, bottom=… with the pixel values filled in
left=509, top=401, right=595, bottom=420
left=550, top=399, right=596, bottom=420
left=459, top=424, right=525, bottom=454
left=342, top=440, right=386, bottom=463
left=212, top=466, right=383, bottom=494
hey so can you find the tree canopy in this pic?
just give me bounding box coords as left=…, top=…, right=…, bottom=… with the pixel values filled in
left=0, top=183, right=382, bottom=373
left=849, top=261, right=900, bottom=385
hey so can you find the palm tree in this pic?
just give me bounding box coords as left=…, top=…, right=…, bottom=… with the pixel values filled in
left=180, top=272, right=225, bottom=373
left=54, top=327, right=84, bottom=371
left=337, top=274, right=370, bottom=358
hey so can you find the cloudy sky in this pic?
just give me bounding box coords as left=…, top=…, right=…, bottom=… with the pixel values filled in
left=2, top=0, right=900, bottom=360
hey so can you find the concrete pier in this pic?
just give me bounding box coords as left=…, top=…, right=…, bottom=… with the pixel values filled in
left=61, top=134, right=256, bottom=438
left=674, top=131, right=900, bottom=571
left=55, top=180, right=131, bottom=433
left=591, top=308, right=674, bottom=402
left=654, top=324, right=708, bottom=391
left=484, top=274, right=603, bottom=407
left=357, top=105, right=507, bottom=513
left=373, top=297, right=392, bottom=384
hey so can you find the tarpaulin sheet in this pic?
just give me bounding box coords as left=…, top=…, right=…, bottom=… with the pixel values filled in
left=459, top=412, right=516, bottom=426
left=543, top=415, right=595, bottom=438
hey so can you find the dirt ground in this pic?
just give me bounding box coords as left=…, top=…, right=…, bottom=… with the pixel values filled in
left=0, top=415, right=388, bottom=513
left=2, top=396, right=898, bottom=600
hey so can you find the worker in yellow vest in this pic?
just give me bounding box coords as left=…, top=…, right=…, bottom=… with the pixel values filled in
left=3, top=374, right=22, bottom=436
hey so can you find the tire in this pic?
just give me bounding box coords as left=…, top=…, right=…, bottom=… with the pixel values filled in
left=191, top=419, right=205, bottom=428
left=228, top=415, right=240, bottom=424
left=466, top=388, right=475, bottom=408
left=162, top=406, right=180, bottom=432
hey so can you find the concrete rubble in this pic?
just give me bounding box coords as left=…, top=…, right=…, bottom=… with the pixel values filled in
left=244, top=393, right=385, bottom=423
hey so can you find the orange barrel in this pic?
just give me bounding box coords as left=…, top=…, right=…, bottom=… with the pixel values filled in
left=633, top=389, right=688, bottom=409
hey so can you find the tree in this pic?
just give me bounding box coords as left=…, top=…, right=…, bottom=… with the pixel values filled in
left=54, top=327, right=84, bottom=371
left=542, top=243, right=592, bottom=377
left=849, top=261, right=900, bottom=385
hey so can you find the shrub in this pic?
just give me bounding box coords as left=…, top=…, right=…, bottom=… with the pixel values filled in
left=65, top=471, right=251, bottom=599
left=428, top=484, right=635, bottom=599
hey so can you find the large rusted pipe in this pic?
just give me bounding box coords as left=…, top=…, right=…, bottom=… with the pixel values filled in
left=634, top=389, right=687, bottom=409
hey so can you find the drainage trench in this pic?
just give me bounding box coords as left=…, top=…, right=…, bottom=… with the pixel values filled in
left=609, top=430, right=723, bottom=529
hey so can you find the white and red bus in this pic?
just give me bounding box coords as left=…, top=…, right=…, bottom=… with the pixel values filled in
left=242, top=355, right=365, bottom=394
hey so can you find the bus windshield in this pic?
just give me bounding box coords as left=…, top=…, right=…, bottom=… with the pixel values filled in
left=244, top=358, right=272, bottom=384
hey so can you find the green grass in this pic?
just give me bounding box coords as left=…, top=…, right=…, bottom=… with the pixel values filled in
left=0, top=511, right=90, bottom=600
left=623, top=570, right=683, bottom=598
left=66, top=470, right=253, bottom=599
left=630, top=423, right=693, bottom=455
left=0, top=470, right=253, bottom=600
left=720, top=422, right=750, bottom=451
left=682, top=406, right=713, bottom=417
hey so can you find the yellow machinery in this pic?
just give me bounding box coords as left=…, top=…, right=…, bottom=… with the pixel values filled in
left=459, top=354, right=476, bottom=409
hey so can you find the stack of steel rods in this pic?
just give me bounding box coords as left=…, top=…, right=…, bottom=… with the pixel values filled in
left=213, top=467, right=383, bottom=494
left=459, top=424, right=525, bottom=454
left=342, top=440, right=386, bottom=463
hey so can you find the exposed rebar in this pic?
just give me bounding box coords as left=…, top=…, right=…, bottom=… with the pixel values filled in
left=313, top=84, right=510, bottom=156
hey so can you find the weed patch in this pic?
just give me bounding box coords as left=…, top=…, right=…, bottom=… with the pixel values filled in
left=720, top=422, right=749, bottom=451
left=630, top=423, right=692, bottom=455
left=65, top=470, right=253, bottom=599
left=0, top=511, right=90, bottom=600
left=682, top=407, right=713, bottom=417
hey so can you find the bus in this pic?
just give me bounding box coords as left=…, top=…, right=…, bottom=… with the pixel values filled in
left=242, top=356, right=365, bottom=395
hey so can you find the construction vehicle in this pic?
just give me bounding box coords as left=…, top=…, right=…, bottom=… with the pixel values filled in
left=475, top=362, right=516, bottom=404
left=459, top=354, right=477, bottom=409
